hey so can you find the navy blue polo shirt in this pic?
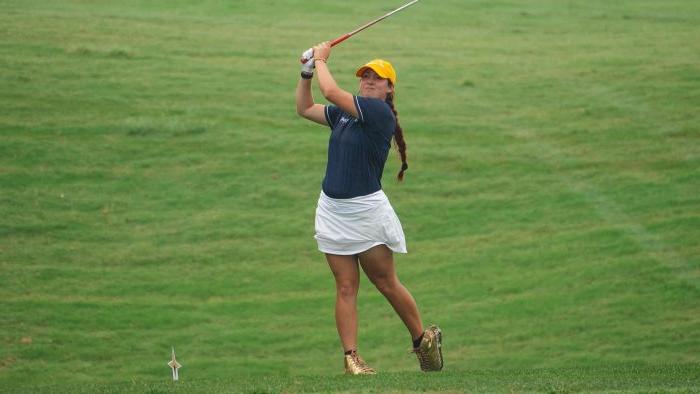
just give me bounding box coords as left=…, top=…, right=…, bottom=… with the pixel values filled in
left=322, top=96, right=395, bottom=199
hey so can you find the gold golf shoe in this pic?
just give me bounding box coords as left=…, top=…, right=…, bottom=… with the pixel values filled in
left=344, top=350, right=376, bottom=375
left=413, top=325, right=443, bottom=372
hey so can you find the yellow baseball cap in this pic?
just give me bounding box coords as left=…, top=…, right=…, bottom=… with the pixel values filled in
left=355, top=59, right=397, bottom=85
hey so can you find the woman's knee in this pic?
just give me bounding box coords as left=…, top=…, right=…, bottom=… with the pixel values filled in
left=371, top=275, right=400, bottom=295
left=336, top=280, right=359, bottom=300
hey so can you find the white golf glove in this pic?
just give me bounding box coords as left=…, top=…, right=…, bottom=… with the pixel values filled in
left=300, top=48, right=315, bottom=78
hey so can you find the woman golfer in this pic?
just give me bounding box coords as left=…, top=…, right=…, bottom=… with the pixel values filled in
left=295, top=41, right=443, bottom=375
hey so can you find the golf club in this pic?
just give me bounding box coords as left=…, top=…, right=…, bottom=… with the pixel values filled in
left=301, top=0, right=420, bottom=64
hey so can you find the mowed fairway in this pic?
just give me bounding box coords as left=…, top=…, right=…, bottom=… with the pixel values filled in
left=1, top=0, right=699, bottom=392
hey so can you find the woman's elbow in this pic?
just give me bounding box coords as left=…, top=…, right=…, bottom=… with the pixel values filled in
left=297, top=106, right=311, bottom=118
left=296, top=100, right=309, bottom=116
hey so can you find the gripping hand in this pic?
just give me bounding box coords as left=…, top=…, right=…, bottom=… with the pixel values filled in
left=300, top=48, right=314, bottom=79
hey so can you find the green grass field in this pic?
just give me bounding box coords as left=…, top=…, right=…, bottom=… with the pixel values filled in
left=1, top=0, right=699, bottom=392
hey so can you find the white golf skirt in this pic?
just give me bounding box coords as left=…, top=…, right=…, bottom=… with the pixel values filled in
left=314, top=189, right=407, bottom=255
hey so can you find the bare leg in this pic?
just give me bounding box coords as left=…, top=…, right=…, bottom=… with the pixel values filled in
left=326, top=253, right=360, bottom=352
left=358, top=245, right=424, bottom=340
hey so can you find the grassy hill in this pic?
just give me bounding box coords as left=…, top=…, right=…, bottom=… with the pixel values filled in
left=1, top=0, right=699, bottom=391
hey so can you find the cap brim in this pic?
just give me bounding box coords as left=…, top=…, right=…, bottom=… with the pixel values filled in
left=355, top=65, right=391, bottom=80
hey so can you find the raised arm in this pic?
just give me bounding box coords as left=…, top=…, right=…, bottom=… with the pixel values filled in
left=296, top=75, right=327, bottom=125
left=312, top=42, right=359, bottom=119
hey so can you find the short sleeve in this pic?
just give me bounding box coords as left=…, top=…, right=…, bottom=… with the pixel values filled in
left=353, top=96, right=395, bottom=135
left=324, top=105, right=342, bottom=129
left=354, top=96, right=394, bottom=126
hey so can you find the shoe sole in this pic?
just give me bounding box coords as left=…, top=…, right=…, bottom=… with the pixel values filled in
left=345, top=371, right=376, bottom=375
left=432, top=326, right=443, bottom=371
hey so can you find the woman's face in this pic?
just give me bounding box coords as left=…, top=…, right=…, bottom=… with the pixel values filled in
left=359, top=69, right=393, bottom=100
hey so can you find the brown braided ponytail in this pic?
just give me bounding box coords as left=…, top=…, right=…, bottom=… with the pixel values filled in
left=385, top=90, right=408, bottom=181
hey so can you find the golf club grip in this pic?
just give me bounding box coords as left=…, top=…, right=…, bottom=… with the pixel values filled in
left=330, top=34, right=352, bottom=47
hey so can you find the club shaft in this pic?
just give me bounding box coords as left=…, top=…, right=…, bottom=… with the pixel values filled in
left=330, top=0, right=419, bottom=47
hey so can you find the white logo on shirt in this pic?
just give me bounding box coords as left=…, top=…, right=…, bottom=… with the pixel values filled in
left=338, top=115, right=356, bottom=128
